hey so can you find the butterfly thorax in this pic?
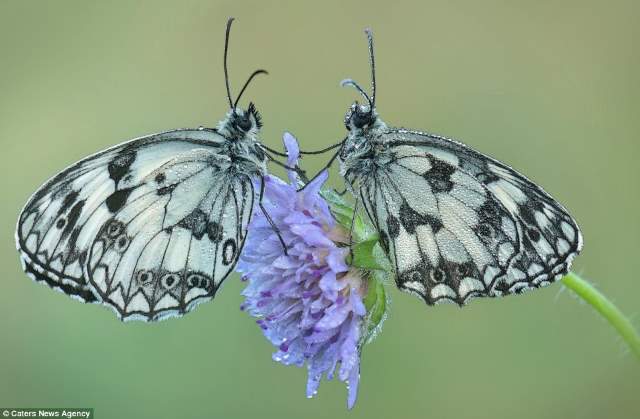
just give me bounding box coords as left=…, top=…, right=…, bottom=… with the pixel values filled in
left=339, top=103, right=390, bottom=184
left=215, top=105, right=267, bottom=176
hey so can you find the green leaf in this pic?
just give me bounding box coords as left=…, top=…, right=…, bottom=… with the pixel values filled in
left=322, top=189, right=375, bottom=241
left=350, top=236, right=384, bottom=271
left=324, top=188, right=390, bottom=345
left=362, top=273, right=388, bottom=344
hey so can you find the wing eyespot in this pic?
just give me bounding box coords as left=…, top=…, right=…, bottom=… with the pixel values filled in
left=430, top=268, right=446, bottom=283
left=187, top=274, right=201, bottom=288
left=222, top=239, right=237, bottom=266
left=187, top=273, right=211, bottom=290
left=160, top=273, right=180, bottom=290
left=106, top=220, right=125, bottom=238
left=114, top=235, right=130, bottom=252
left=136, top=270, right=154, bottom=285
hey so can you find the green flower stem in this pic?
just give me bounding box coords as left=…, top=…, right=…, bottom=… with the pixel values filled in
left=562, top=272, right=640, bottom=359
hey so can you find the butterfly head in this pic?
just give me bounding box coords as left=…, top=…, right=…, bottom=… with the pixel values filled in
left=340, top=102, right=384, bottom=162
left=344, top=101, right=380, bottom=132
left=219, top=102, right=263, bottom=139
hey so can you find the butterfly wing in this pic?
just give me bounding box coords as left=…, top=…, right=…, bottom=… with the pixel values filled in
left=348, top=129, right=582, bottom=305
left=16, top=128, right=253, bottom=320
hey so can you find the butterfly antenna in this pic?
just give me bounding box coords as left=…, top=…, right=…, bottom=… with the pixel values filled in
left=233, top=69, right=268, bottom=109
left=365, top=28, right=376, bottom=109
left=340, top=79, right=372, bottom=108
left=224, top=17, right=235, bottom=109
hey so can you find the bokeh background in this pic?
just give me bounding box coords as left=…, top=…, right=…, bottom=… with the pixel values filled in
left=1, top=1, right=638, bottom=418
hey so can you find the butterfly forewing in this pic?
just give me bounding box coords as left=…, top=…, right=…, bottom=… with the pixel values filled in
left=15, top=128, right=257, bottom=320
left=348, top=129, right=582, bottom=305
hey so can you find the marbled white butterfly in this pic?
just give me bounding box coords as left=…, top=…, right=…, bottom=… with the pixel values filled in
left=15, top=18, right=290, bottom=321
left=331, top=29, right=583, bottom=305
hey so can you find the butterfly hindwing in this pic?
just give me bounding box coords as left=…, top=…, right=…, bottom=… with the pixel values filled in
left=350, top=129, right=582, bottom=304
left=86, top=151, right=254, bottom=321
left=353, top=140, right=521, bottom=304
left=15, top=128, right=245, bottom=319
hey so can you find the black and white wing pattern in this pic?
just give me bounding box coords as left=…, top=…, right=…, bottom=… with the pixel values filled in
left=16, top=129, right=254, bottom=321
left=350, top=129, right=582, bottom=305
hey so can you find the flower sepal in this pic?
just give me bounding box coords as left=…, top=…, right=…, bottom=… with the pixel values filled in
left=322, top=188, right=390, bottom=344
left=361, top=271, right=388, bottom=345
left=321, top=189, right=375, bottom=241
left=348, top=235, right=385, bottom=271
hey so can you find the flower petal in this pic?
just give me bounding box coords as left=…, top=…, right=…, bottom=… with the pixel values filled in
left=238, top=133, right=366, bottom=410
left=283, top=132, right=300, bottom=184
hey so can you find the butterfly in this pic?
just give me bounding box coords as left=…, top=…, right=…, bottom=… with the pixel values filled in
left=15, top=18, right=291, bottom=321
left=323, top=29, right=583, bottom=305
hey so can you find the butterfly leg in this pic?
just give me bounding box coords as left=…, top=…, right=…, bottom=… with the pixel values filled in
left=259, top=176, right=289, bottom=255
left=264, top=152, right=309, bottom=183
left=297, top=143, right=344, bottom=192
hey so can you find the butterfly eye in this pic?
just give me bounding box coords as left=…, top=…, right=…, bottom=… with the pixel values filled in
left=352, top=111, right=373, bottom=129
left=237, top=116, right=252, bottom=132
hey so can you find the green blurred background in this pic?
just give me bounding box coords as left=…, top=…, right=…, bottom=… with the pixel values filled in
left=1, top=1, right=638, bottom=418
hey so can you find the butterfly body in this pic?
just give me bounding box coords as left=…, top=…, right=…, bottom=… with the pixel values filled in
left=337, top=30, right=583, bottom=306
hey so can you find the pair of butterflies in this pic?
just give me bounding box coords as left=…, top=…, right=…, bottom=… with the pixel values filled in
left=15, top=19, right=583, bottom=322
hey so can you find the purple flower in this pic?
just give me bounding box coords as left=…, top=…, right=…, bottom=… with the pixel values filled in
left=237, top=132, right=367, bottom=409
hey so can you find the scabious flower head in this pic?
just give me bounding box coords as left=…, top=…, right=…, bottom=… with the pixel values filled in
left=237, top=132, right=367, bottom=409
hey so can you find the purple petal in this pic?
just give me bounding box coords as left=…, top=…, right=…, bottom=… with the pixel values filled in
left=283, top=132, right=300, bottom=184
left=346, top=363, right=360, bottom=410
left=237, top=132, right=367, bottom=410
